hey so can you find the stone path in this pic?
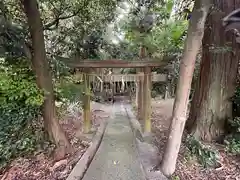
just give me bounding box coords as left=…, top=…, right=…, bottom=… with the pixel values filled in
left=82, top=102, right=145, bottom=180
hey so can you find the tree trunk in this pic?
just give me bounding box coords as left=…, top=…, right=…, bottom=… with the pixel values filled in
left=160, top=0, right=210, bottom=177
left=186, top=0, right=240, bottom=142
left=21, top=0, right=70, bottom=153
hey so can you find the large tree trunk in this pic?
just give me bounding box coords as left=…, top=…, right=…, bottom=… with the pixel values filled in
left=186, top=0, right=240, bottom=142
left=21, top=0, right=70, bottom=154
left=160, top=0, right=210, bottom=177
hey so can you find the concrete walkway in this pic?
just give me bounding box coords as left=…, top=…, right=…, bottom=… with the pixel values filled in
left=82, top=103, right=145, bottom=180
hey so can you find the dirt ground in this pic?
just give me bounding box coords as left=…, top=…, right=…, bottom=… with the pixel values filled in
left=0, top=102, right=111, bottom=180
left=151, top=98, right=240, bottom=180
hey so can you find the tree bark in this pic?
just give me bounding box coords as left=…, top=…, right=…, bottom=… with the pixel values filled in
left=160, top=0, right=210, bottom=177
left=186, top=0, right=240, bottom=142
left=21, top=0, right=70, bottom=153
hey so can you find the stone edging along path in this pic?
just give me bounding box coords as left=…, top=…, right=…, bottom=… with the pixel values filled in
left=66, top=120, right=108, bottom=180
left=124, top=106, right=168, bottom=180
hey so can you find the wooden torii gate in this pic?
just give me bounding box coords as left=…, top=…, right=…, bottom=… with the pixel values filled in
left=67, top=59, right=167, bottom=133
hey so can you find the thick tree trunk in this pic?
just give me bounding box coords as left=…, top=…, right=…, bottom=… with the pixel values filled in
left=21, top=0, right=70, bottom=153
left=187, top=0, right=240, bottom=142
left=160, top=0, right=210, bottom=177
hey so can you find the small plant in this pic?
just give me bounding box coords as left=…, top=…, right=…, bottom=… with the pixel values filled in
left=225, top=136, right=240, bottom=154
left=186, top=135, right=219, bottom=168
left=171, top=175, right=180, bottom=180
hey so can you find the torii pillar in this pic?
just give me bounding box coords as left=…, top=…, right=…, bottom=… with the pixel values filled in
left=137, top=45, right=146, bottom=121
left=83, top=68, right=91, bottom=133
left=143, top=66, right=152, bottom=133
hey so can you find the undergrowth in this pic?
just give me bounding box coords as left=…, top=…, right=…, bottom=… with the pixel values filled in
left=224, top=117, right=240, bottom=154
left=225, top=87, right=240, bottom=155
left=0, top=59, right=85, bottom=171
left=55, top=76, right=84, bottom=118
left=0, top=60, right=44, bottom=171
left=185, top=87, right=240, bottom=168
left=186, top=135, right=219, bottom=168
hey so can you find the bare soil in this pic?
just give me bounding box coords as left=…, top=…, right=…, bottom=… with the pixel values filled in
left=151, top=98, right=240, bottom=180
left=0, top=102, right=111, bottom=180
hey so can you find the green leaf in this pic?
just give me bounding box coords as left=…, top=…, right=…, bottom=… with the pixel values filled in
left=166, top=1, right=174, bottom=13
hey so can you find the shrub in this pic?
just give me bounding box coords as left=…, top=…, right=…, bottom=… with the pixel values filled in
left=0, top=61, right=43, bottom=170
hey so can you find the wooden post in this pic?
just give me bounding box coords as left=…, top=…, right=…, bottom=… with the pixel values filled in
left=83, top=68, right=91, bottom=133
left=143, top=67, right=152, bottom=133
left=137, top=45, right=147, bottom=121
left=164, top=83, right=168, bottom=100
left=164, top=74, right=171, bottom=99
left=137, top=72, right=144, bottom=120
left=135, top=82, right=138, bottom=106
left=113, top=82, right=116, bottom=94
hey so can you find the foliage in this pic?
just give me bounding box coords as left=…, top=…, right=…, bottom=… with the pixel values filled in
left=224, top=86, right=240, bottom=154
left=55, top=76, right=85, bottom=103
left=152, top=82, right=166, bottom=95
left=186, top=135, right=220, bottom=168
left=0, top=60, right=43, bottom=107
left=225, top=135, right=240, bottom=155
left=53, top=74, right=86, bottom=119
left=1, top=0, right=120, bottom=74
left=228, top=117, right=240, bottom=132
left=151, top=90, right=158, bottom=98
left=40, top=0, right=119, bottom=60
left=123, top=0, right=188, bottom=60
left=171, top=175, right=180, bottom=180
left=144, top=20, right=188, bottom=58
left=0, top=58, right=44, bottom=170
left=232, top=87, right=240, bottom=116
left=225, top=117, right=240, bottom=154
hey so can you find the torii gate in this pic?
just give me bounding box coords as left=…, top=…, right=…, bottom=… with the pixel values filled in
left=67, top=59, right=168, bottom=133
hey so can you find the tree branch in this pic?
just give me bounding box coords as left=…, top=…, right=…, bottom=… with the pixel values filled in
left=43, top=9, right=81, bottom=30
left=22, top=42, right=32, bottom=59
